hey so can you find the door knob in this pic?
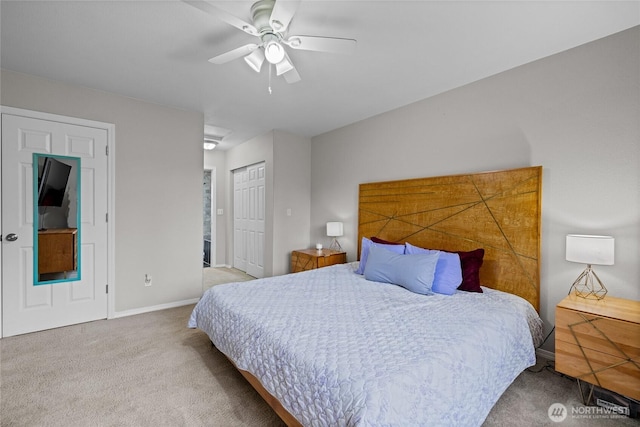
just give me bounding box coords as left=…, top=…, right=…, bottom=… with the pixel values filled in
left=5, top=233, right=18, bottom=242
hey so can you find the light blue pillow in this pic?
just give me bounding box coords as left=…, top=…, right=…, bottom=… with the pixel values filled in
left=364, top=245, right=439, bottom=295
left=355, top=237, right=405, bottom=275
left=405, top=242, right=463, bottom=295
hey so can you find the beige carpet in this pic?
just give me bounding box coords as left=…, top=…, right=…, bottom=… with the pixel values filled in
left=2, top=304, right=637, bottom=427
left=1, top=305, right=283, bottom=427
left=203, top=267, right=255, bottom=292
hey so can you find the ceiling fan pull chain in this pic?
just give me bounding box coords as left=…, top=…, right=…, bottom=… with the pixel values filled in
left=268, top=63, right=273, bottom=94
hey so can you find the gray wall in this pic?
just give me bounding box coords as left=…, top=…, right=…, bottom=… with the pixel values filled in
left=310, top=27, right=640, bottom=351
left=1, top=69, right=204, bottom=313
left=273, top=130, right=312, bottom=275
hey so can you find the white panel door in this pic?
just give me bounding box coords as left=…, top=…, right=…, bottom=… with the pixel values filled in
left=233, top=168, right=247, bottom=272
left=232, top=163, right=264, bottom=278
left=245, top=163, right=264, bottom=278
left=2, top=114, right=108, bottom=337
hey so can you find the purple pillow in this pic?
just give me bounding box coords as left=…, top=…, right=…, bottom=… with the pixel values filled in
left=370, top=236, right=403, bottom=246
left=405, top=242, right=462, bottom=295
left=355, top=237, right=405, bottom=275
left=455, top=248, right=485, bottom=293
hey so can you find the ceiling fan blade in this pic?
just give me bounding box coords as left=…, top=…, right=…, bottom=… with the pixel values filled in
left=269, top=0, right=300, bottom=33
left=183, top=0, right=258, bottom=36
left=209, top=44, right=259, bottom=64
left=283, top=66, right=301, bottom=84
left=283, top=35, right=356, bottom=55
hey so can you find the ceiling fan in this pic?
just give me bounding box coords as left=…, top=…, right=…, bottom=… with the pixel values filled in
left=184, top=0, right=357, bottom=84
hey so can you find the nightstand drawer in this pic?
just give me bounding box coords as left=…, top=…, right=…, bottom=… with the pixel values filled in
left=556, top=341, right=640, bottom=400
left=556, top=308, right=640, bottom=360
left=291, top=249, right=346, bottom=273
left=555, top=294, right=640, bottom=401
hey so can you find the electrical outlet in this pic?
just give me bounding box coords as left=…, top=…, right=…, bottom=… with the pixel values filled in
left=144, top=274, right=152, bottom=287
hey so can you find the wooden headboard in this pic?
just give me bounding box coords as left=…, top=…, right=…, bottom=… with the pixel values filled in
left=358, top=166, right=542, bottom=311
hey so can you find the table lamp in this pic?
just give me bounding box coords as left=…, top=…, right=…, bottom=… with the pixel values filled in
left=566, top=234, right=614, bottom=300
left=326, top=222, right=344, bottom=251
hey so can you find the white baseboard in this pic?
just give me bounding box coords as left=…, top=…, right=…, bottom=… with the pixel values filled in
left=111, top=298, right=200, bottom=319
left=536, top=348, right=555, bottom=361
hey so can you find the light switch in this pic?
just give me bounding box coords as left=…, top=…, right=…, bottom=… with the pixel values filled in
left=286, top=208, right=292, bottom=216
left=217, top=209, right=223, bottom=215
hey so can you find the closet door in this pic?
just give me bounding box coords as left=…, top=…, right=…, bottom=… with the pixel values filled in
left=233, top=162, right=264, bottom=278
left=233, top=168, right=247, bottom=272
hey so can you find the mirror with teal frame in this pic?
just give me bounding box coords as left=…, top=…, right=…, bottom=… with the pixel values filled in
left=32, top=153, right=81, bottom=285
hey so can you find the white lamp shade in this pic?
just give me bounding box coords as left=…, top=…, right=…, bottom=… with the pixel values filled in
left=566, top=234, right=614, bottom=265
left=244, top=49, right=265, bottom=73
left=326, top=222, right=344, bottom=237
left=275, top=55, right=294, bottom=76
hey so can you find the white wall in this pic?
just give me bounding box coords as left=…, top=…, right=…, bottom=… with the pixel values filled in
left=310, top=27, right=640, bottom=351
left=1, top=69, right=204, bottom=313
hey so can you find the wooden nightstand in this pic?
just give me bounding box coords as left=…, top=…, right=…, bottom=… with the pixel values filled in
left=555, top=293, right=640, bottom=401
left=38, top=228, right=78, bottom=274
left=290, top=249, right=346, bottom=273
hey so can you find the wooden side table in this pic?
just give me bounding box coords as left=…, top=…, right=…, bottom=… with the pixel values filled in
left=290, top=249, right=346, bottom=273
left=555, top=293, right=640, bottom=402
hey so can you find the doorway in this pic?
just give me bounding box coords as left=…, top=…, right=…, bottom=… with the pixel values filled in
left=203, top=170, right=213, bottom=267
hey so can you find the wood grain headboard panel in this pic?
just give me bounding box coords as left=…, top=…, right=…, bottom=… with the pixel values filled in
left=358, top=166, right=542, bottom=311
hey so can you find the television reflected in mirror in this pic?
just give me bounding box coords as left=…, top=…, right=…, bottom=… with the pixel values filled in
left=38, top=156, right=72, bottom=208
left=33, top=153, right=81, bottom=285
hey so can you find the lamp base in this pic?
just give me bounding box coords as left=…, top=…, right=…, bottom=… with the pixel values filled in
left=329, top=238, right=342, bottom=251
left=569, top=265, right=608, bottom=300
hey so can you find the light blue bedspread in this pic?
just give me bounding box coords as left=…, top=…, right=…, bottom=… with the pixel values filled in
left=189, top=263, right=543, bottom=426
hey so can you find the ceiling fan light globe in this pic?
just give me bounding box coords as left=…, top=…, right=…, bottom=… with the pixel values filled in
left=264, top=41, right=285, bottom=64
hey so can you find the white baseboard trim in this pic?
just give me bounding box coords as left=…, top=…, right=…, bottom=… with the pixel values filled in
left=536, top=348, right=555, bottom=361
left=112, top=298, right=200, bottom=319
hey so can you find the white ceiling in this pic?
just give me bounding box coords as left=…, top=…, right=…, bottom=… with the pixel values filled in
left=1, top=1, right=638, bottom=150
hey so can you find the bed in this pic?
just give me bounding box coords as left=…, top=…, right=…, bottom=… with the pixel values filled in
left=189, top=166, right=544, bottom=426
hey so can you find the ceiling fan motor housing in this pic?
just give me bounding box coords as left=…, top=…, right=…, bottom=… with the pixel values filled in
left=251, top=0, right=279, bottom=35
left=251, top=0, right=287, bottom=65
